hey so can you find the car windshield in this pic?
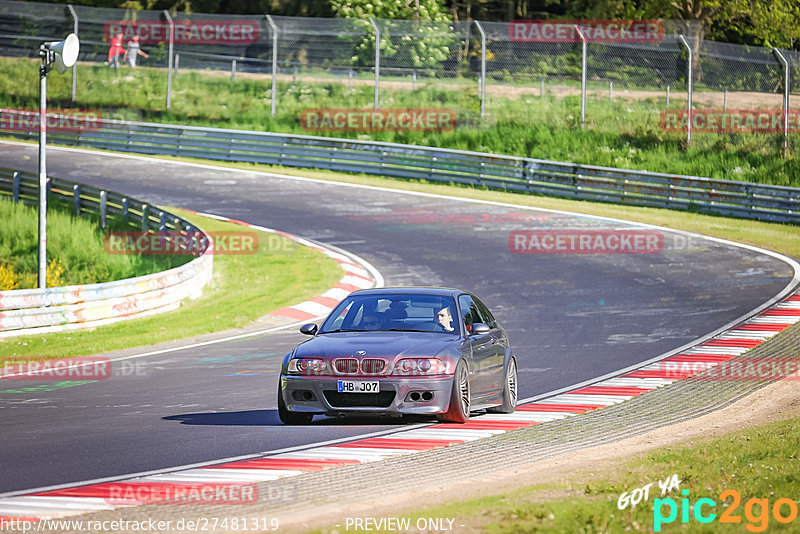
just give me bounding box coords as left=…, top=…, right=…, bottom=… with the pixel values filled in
left=319, top=294, right=459, bottom=334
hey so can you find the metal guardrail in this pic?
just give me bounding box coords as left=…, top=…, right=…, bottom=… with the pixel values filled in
left=0, top=166, right=214, bottom=337
left=2, top=112, right=798, bottom=224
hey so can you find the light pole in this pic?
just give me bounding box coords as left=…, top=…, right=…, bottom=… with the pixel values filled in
left=38, top=33, right=79, bottom=288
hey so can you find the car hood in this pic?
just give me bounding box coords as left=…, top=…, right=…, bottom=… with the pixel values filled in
left=294, top=331, right=460, bottom=359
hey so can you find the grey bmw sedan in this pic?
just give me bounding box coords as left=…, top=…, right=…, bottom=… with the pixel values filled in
left=278, top=287, right=517, bottom=424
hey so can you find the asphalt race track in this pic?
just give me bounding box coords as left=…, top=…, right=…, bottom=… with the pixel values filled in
left=0, top=142, right=795, bottom=494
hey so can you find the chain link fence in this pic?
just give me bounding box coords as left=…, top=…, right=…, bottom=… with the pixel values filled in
left=1, top=0, right=799, bottom=159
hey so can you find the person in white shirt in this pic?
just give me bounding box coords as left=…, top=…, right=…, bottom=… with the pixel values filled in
left=124, top=35, right=149, bottom=68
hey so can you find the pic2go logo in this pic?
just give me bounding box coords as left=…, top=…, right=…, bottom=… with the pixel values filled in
left=654, top=489, right=798, bottom=532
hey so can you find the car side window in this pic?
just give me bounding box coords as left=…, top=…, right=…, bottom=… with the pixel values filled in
left=458, top=294, right=489, bottom=333
left=473, top=296, right=497, bottom=328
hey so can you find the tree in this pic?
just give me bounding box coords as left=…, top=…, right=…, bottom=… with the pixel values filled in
left=330, top=0, right=455, bottom=69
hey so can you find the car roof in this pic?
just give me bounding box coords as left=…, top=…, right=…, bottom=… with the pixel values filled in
left=348, top=287, right=466, bottom=298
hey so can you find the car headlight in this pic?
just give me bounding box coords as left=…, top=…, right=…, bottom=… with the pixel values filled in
left=393, top=358, right=447, bottom=376
left=287, top=358, right=328, bottom=375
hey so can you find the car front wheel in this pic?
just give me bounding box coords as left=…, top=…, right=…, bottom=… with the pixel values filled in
left=277, top=380, right=314, bottom=425
left=438, top=360, right=470, bottom=423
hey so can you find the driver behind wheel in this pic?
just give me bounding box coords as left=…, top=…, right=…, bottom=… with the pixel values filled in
left=436, top=306, right=455, bottom=332
left=361, top=313, right=385, bottom=330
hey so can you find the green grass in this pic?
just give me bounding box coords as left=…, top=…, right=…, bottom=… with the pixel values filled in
left=307, top=416, right=800, bottom=533
left=0, top=196, right=186, bottom=288
left=2, top=56, right=798, bottom=185
left=0, top=208, right=343, bottom=360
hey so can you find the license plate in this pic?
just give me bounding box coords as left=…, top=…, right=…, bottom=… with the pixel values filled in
left=337, top=380, right=380, bottom=393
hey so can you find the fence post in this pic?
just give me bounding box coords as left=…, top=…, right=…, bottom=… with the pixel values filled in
left=73, top=184, right=81, bottom=215
left=677, top=34, right=693, bottom=144
left=67, top=4, right=78, bottom=102
left=163, top=10, right=174, bottom=110
left=174, top=53, right=179, bottom=75
left=666, top=85, right=670, bottom=106
left=348, top=68, right=353, bottom=90
left=609, top=80, right=613, bottom=101
left=412, top=69, right=416, bottom=90
left=12, top=172, right=20, bottom=203
left=370, top=17, right=380, bottom=111
left=231, top=59, right=236, bottom=81
left=266, top=15, right=278, bottom=117
left=573, top=25, right=587, bottom=128
left=292, top=64, right=297, bottom=84
left=541, top=77, right=544, bottom=97
left=723, top=89, right=727, bottom=110
left=773, top=48, right=790, bottom=156
left=474, top=21, right=487, bottom=119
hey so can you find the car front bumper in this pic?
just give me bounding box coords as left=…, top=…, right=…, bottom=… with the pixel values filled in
left=279, top=375, right=454, bottom=416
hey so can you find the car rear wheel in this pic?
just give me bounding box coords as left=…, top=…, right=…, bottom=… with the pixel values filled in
left=488, top=356, right=517, bottom=414
left=277, top=381, right=314, bottom=425
left=438, top=360, right=470, bottom=423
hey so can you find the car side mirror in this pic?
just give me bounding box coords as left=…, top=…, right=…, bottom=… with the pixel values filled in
left=471, top=322, right=491, bottom=335
left=299, top=323, right=318, bottom=336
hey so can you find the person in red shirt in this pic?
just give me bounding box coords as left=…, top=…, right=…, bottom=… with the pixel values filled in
left=107, top=32, right=124, bottom=69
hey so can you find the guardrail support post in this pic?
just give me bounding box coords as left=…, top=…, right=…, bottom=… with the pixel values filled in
left=773, top=48, right=790, bottom=156
left=159, top=211, right=167, bottom=231
left=267, top=15, right=278, bottom=117
left=121, top=197, right=129, bottom=222
left=370, top=17, right=380, bottom=111
left=231, top=59, right=236, bottom=82
left=67, top=5, right=78, bottom=102
left=73, top=184, right=81, bottom=215
left=677, top=34, right=693, bottom=144
left=141, top=204, right=148, bottom=232
left=99, top=190, right=107, bottom=229
left=174, top=53, right=179, bottom=75
left=573, top=25, right=587, bottom=128
left=475, top=21, right=487, bottom=119
left=12, top=172, right=20, bottom=202
left=163, top=10, right=174, bottom=110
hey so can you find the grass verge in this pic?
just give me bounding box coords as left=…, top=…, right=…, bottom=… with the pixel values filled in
left=0, top=208, right=343, bottom=360
left=2, top=56, right=798, bottom=185
left=313, top=415, right=800, bottom=533
left=0, top=195, right=187, bottom=288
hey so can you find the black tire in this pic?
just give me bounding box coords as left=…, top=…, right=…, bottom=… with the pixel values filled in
left=438, top=360, right=470, bottom=423
left=488, top=356, right=517, bottom=414
left=277, top=381, right=314, bottom=425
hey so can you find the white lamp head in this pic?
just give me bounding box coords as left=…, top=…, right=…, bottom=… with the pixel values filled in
left=46, top=33, right=79, bottom=74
